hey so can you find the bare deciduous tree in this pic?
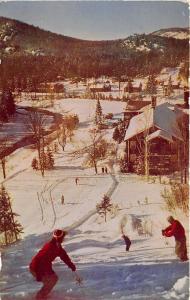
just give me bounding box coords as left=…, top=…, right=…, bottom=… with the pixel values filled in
left=71, top=128, right=108, bottom=174
left=56, top=124, right=67, bottom=151
left=133, top=107, right=152, bottom=179
left=63, top=114, right=79, bottom=141
left=0, top=137, right=9, bottom=179
left=26, top=111, right=48, bottom=177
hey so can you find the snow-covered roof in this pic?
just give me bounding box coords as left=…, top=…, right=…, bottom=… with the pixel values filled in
left=124, top=102, right=182, bottom=141
left=146, top=130, right=173, bottom=143
left=125, top=100, right=151, bottom=112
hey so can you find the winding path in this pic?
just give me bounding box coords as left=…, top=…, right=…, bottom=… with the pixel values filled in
left=66, top=172, right=119, bottom=232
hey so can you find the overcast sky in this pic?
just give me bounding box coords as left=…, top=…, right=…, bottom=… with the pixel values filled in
left=0, top=1, right=188, bottom=40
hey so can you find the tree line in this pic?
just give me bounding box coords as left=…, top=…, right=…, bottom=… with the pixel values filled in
left=0, top=35, right=188, bottom=91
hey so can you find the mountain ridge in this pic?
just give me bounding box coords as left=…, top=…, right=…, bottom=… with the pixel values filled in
left=0, top=16, right=188, bottom=48
left=0, top=16, right=189, bottom=81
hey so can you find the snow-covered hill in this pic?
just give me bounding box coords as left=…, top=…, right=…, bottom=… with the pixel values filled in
left=0, top=98, right=189, bottom=300
left=152, top=28, right=189, bottom=40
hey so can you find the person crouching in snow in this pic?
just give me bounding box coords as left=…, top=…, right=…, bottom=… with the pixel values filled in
left=162, top=216, right=188, bottom=262
left=29, top=229, right=81, bottom=299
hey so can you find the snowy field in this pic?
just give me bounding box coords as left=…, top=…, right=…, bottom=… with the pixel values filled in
left=0, top=95, right=189, bottom=300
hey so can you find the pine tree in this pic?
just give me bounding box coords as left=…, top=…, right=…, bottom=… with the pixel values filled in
left=113, top=123, right=126, bottom=144
left=0, top=90, right=15, bottom=118
left=139, top=82, right=143, bottom=92
left=0, top=185, right=23, bottom=245
left=5, top=90, right=15, bottom=116
left=112, top=126, right=121, bottom=143
left=95, top=99, right=103, bottom=125
left=54, top=142, right=59, bottom=153
left=167, top=76, right=173, bottom=97
left=45, top=147, right=54, bottom=169
left=96, top=195, right=113, bottom=222
left=0, top=99, right=8, bottom=122
left=126, top=80, right=133, bottom=93
left=145, top=75, right=157, bottom=96
left=31, top=157, right=39, bottom=170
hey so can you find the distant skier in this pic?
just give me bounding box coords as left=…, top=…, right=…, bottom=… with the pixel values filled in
left=29, top=229, right=82, bottom=299
left=61, top=195, right=64, bottom=205
left=162, top=216, right=188, bottom=262
left=75, top=177, right=79, bottom=185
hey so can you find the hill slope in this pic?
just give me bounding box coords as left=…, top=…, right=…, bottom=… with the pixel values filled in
left=152, top=27, right=189, bottom=40
left=0, top=98, right=189, bottom=300
left=0, top=17, right=189, bottom=79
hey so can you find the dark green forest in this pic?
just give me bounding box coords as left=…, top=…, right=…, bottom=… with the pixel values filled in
left=0, top=17, right=189, bottom=89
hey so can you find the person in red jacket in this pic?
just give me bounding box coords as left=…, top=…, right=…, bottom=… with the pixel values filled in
left=30, top=229, right=81, bottom=299
left=162, top=216, right=188, bottom=261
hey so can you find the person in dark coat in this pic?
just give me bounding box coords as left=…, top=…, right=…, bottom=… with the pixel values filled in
left=162, top=216, right=188, bottom=261
left=61, top=195, right=64, bottom=205
left=122, top=234, right=131, bottom=251
left=29, top=229, right=81, bottom=299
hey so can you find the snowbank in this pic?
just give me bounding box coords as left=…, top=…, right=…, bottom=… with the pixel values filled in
left=163, top=276, right=189, bottom=299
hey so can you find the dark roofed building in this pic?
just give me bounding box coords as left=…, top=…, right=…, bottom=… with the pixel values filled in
left=124, top=99, right=151, bottom=126
left=123, top=102, right=185, bottom=175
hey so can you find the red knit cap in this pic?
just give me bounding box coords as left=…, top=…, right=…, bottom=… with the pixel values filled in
left=53, top=229, right=67, bottom=239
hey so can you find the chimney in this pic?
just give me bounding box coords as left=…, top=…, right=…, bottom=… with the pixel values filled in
left=151, top=96, right=156, bottom=109
left=184, top=90, right=189, bottom=109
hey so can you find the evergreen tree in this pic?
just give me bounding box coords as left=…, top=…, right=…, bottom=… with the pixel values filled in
left=95, top=99, right=103, bottom=125
left=0, top=90, right=15, bottom=119
left=0, top=185, right=23, bottom=245
left=5, top=90, right=15, bottom=116
left=126, top=80, right=133, bottom=93
left=45, top=147, right=54, bottom=169
left=113, top=122, right=126, bottom=144
left=96, top=195, right=113, bottom=222
left=112, top=126, right=121, bottom=143
left=31, top=157, right=39, bottom=170
left=145, top=75, right=157, bottom=96
left=0, top=99, right=8, bottom=122
left=139, top=82, right=143, bottom=92
left=54, top=142, right=59, bottom=153
left=167, top=76, right=173, bottom=97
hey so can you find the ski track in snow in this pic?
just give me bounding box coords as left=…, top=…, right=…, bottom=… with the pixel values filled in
left=0, top=96, right=189, bottom=300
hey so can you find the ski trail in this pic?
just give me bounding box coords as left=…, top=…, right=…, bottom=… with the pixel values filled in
left=0, top=167, right=29, bottom=185
left=66, top=173, right=119, bottom=232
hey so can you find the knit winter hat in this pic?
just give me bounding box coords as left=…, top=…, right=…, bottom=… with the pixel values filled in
left=167, top=216, right=174, bottom=223
left=53, top=229, right=67, bottom=240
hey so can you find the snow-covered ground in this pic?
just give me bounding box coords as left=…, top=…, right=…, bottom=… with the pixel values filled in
left=0, top=96, right=189, bottom=299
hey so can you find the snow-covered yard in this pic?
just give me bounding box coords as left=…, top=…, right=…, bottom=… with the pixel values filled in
left=0, top=97, right=189, bottom=300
